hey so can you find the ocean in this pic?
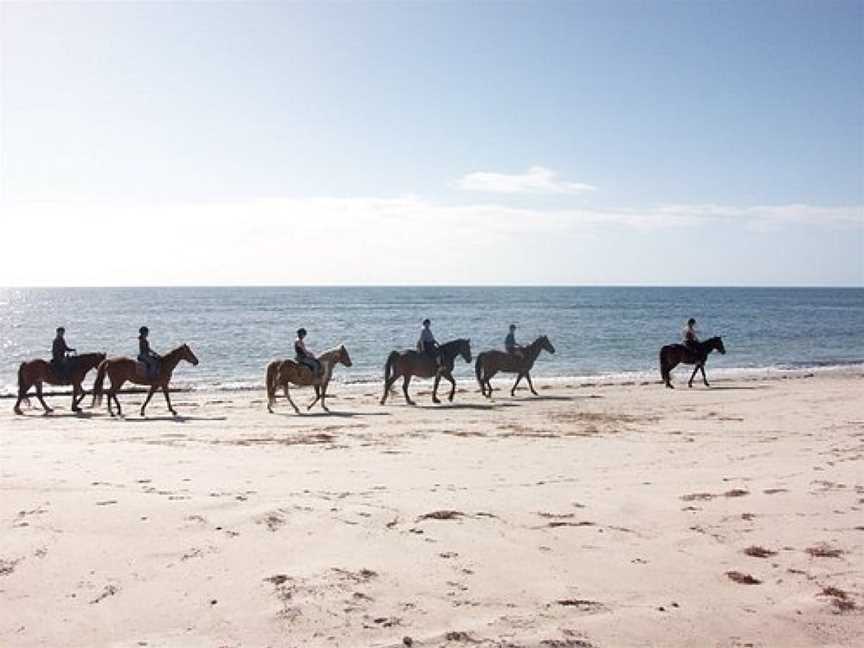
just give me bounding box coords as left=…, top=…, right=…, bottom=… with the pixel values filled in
left=1, top=286, right=862, bottom=396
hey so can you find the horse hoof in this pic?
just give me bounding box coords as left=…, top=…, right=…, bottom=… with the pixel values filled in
left=432, top=398, right=441, bottom=405
left=170, top=410, right=178, bottom=417
left=13, top=409, right=22, bottom=415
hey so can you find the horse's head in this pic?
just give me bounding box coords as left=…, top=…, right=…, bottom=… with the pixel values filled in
left=459, top=338, right=472, bottom=364
left=539, top=335, right=556, bottom=354
left=339, top=344, right=353, bottom=367
left=713, top=336, right=726, bottom=355
left=181, top=344, right=200, bottom=366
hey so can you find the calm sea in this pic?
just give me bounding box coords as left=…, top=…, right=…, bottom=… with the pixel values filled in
left=1, top=287, right=862, bottom=396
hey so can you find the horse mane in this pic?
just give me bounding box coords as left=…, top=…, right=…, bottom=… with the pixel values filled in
left=318, top=344, right=346, bottom=358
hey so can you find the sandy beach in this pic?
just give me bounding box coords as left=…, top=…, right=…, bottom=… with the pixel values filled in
left=1, top=372, right=862, bottom=647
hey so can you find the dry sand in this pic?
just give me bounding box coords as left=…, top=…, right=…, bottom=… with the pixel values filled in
left=1, top=372, right=862, bottom=647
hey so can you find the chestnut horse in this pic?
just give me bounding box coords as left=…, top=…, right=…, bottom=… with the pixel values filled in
left=14, top=352, right=106, bottom=414
left=659, top=336, right=726, bottom=388
left=380, top=338, right=472, bottom=406
left=475, top=335, right=555, bottom=398
left=92, top=344, right=199, bottom=416
left=266, top=345, right=352, bottom=414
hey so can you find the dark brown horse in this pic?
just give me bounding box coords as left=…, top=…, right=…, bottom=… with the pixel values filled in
left=14, top=352, right=106, bottom=414
left=266, top=345, right=352, bottom=414
left=380, top=338, right=472, bottom=406
left=475, top=335, right=555, bottom=398
left=659, top=336, right=726, bottom=388
left=92, top=344, right=199, bottom=416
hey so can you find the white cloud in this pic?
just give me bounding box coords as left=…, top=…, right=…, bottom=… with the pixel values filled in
left=0, top=196, right=859, bottom=286
left=458, top=166, right=597, bottom=194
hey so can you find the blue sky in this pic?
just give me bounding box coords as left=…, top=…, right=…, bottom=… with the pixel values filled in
left=1, top=1, right=862, bottom=286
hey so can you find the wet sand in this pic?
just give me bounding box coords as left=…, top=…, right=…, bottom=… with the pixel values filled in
left=1, top=372, right=862, bottom=647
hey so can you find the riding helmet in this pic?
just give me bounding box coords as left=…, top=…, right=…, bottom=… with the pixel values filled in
left=422, top=319, right=431, bottom=326
left=139, top=326, right=149, bottom=336
left=297, top=328, right=307, bottom=337
left=56, top=326, right=65, bottom=334
left=688, top=318, right=696, bottom=326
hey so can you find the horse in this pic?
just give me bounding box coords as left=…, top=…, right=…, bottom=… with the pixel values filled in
left=659, top=336, right=726, bottom=389
left=380, top=338, right=472, bottom=406
left=92, top=344, right=199, bottom=416
left=266, top=345, right=352, bottom=414
left=14, top=352, right=107, bottom=414
left=475, top=335, right=556, bottom=398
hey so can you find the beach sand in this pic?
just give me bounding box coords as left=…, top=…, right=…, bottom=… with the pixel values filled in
left=1, top=372, right=862, bottom=647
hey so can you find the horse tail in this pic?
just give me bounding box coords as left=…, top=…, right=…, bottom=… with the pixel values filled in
left=17, top=363, right=30, bottom=407
left=266, top=361, right=280, bottom=409
left=475, top=353, right=485, bottom=391
left=384, top=351, right=399, bottom=384
left=92, top=360, right=107, bottom=407
left=659, top=347, right=669, bottom=383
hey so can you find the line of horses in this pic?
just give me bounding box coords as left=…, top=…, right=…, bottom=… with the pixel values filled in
left=12, top=334, right=726, bottom=416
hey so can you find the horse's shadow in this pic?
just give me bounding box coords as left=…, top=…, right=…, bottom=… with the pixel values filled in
left=698, top=385, right=767, bottom=391
left=268, top=410, right=390, bottom=418
left=120, top=415, right=229, bottom=423
left=420, top=402, right=519, bottom=411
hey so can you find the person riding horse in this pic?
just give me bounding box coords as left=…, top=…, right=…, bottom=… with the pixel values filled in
left=295, top=328, right=322, bottom=377
left=682, top=318, right=700, bottom=354
left=138, top=326, right=161, bottom=379
left=418, top=319, right=443, bottom=370
left=51, top=327, right=77, bottom=379
left=505, top=323, right=524, bottom=360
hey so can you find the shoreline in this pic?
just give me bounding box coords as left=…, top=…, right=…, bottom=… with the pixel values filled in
left=4, top=361, right=862, bottom=402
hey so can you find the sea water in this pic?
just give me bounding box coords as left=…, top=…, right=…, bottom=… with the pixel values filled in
left=1, top=286, right=862, bottom=396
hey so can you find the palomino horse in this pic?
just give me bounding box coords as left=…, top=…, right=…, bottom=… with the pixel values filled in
left=266, top=345, right=352, bottom=414
left=475, top=335, right=556, bottom=398
left=14, top=352, right=106, bottom=414
left=659, top=336, right=726, bottom=388
left=92, top=344, right=199, bottom=416
left=380, top=338, right=472, bottom=406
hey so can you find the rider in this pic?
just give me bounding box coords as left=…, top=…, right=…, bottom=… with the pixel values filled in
left=418, top=318, right=442, bottom=370
left=294, top=328, right=322, bottom=377
left=138, top=326, right=161, bottom=378
left=51, top=327, right=76, bottom=378
left=682, top=318, right=700, bottom=353
left=505, top=323, right=524, bottom=360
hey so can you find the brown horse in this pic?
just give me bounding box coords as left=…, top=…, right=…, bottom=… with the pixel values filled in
left=659, top=336, right=726, bottom=388
left=380, top=338, right=472, bottom=406
left=14, top=352, right=107, bottom=414
left=475, top=335, right=555, bottom=398
left=92, top=344, right=199, bottom=416
left=266, top=345, right=352, bottom=414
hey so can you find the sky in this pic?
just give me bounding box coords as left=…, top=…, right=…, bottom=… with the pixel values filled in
left=1, top=0, right=862, bottom=286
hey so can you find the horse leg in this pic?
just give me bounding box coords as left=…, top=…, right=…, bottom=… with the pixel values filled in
left=402, top=375, right=415, bottom=406
left=320, top=384, right=330, bottom=413
left=308, top=385, right=321, bottom=411
left=71, top=383, right=82, bottom=412
left=688, top=364, right=700, bottom=388
left=14, top=379, right=30, bottom=414
left=110, top=379, right=124, bottom=417
left=162, top=386, right=177, bottom=416
left=663, top=359, right=677, bottom=388
left=35, top=382, right=52, bottom=413
left=381, top=370, right=399, bottom=405
left=432, top=373, right=442, bottom=404
left=446, top=373, right=457, bottom=401
left=700, top=365, right=710, bottom=387
left=483, top=369, right=496, bottom=398
left=140, top=386, right=157, bottom=416
left=511, top=373, right=524, bottom=397
left=525, top=372, right=538, bottom=396
left=281, top=383, right=298, bottom=414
